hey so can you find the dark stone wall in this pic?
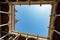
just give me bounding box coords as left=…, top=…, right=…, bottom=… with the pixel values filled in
left=0, top=0, right=6, bottom=2
left=0, top=0, right=56, bottom=2
left=56, top=1, right=60, bottom=14
left=18, top=0, right=27, bottom=1
left=1, top=25, right=9, bottom=37
left=18, top=35, right=37, bottom=40
left=52, top=1, right=60, bottom=40
left=28, top=38, right=37, bottom=40
left=9, top=0, right=16, bottom=2
left=18, top=35, right=26, bottom=40
left=54, top=16, right=60, bottom=32
left=0, top=3, right=9, bottom=38
left=1, top=3, right=9, bottom=12
left=1, top=13, right=9, bottom=24
left=52, top=32, right=60, bottom=40
left=2, top=34, right=16, bottom=40
left=0, top=0, right=16, bottom=2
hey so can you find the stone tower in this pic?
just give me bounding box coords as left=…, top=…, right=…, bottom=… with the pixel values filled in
left=0, top=0, right=60, bottom=40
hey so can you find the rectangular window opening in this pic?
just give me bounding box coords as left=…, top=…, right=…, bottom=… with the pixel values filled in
left=15, top=4, right=52, bottom=37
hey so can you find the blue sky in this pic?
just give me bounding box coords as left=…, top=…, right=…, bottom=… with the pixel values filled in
left=15, top=4, right=52, bottom=36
